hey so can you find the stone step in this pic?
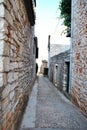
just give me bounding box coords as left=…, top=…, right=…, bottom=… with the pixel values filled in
left=21, top=128, right=82, bottom=130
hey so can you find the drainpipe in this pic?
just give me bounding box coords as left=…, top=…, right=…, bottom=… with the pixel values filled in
left=69, top=0, right=74, bottom=94
left=48, top=35, right=51, bottom=78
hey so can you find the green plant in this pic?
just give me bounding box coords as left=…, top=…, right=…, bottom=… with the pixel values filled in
left=59, top=0, right=71, bottom=35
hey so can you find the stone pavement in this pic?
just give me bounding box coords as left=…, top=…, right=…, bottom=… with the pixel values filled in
left=19, top=76, right=87, bottom=130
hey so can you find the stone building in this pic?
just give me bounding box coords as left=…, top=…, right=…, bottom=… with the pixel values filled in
left=49, top=50, right=70, bottom=95
left=71, top=0, right=87, bottom=115
left=48, top=0, right=87, bottom=116
left=40, top=60, right=48, bottom=75
left=0, top=0, right=37, bottom=130
left=48, top=35, right=70, bottom=78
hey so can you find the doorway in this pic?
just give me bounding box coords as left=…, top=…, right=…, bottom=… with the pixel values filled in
left=66, top=62, right=70, bottom=93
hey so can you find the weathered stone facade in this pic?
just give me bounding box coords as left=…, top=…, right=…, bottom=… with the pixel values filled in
left=71, top=0, right=87, bottom=115
left=40, top=60, right=48, bottom=75
left=49, top=50, right=70, bottom=95
left=0, top=0, right=37, bottom=130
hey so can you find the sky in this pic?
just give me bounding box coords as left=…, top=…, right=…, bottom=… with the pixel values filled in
left=35, top=0, right=70, bottom=65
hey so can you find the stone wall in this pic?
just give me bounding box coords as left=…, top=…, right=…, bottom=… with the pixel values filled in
left=49, top=50, right=70, bottom=94
left=71, top=0, right=87, bottom=115
left=0, top=0, right=36, bottom=130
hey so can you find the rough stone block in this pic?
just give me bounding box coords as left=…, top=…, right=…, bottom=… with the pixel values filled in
left=1, top=120, right=7, bottom=130
left=3, top=57, right=10, bottom=72
left=8, top=72, right=18, bottom=83
left=5, top=9, right=13, bottom=27
left=0, top=3, right=4, bottom=17
left=2, top=84, right=10, bottom=99
left=0, top=57, right=3, bottom=72
left=10, top=91, right=15, bottom=101
left=0, top=40, right=4, bottom=56
left=10, top=62, right=19, bottom=70
left=0, top=73, right=3, bottom=87
left=0, top=32, right=5, bottom=40
left=2, top=96, right=9, bottom=110
left=0, top=18, right=5, bottom=31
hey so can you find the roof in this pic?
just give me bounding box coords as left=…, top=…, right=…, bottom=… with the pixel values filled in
left=50, top=44, right=70, bottom=58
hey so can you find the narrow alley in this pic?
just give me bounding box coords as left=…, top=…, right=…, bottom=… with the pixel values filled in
left=19, top=76, right=87, bottom=130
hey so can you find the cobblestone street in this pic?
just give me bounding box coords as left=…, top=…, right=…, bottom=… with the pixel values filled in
left=20, top=76, right=87, bottom=130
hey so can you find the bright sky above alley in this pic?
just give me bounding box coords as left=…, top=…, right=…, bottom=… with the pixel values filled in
left=35, top=0, right=70, bottom=62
